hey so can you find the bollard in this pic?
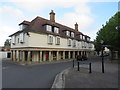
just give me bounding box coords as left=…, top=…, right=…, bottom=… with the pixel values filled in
left=73, top=60, right=74, bottom=68
left=77, top=61, right=79, bottom=71
left=89, top=63, right=92, bottom=73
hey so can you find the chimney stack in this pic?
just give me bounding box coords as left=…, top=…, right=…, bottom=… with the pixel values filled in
left=49, top=10, right=55, bottom=22
left=75, top=22, right=78, bottom=31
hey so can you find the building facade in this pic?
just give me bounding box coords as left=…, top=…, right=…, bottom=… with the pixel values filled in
left=9, top=10, right=95, bottom=64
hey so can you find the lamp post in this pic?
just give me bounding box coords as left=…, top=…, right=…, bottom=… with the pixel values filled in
left=100, top=40, right=104, bottom=73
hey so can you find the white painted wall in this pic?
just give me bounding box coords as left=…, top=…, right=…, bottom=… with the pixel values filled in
left=11, top=32, right=95, bottom=51
left=0, top=51, right=7, bottom=59
left=11, top=33, right=29, bottom=48
left=28, top=32, right=94, bottom=50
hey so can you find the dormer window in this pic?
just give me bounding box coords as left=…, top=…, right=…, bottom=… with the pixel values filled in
left=83, top=36, right=85, bottom=40
left=80, top=35, right=82, bottom=39
left=87, top=37, right=90, bottom=41
left=54, top=27, right=59, bottom=33
left=71, top=32, right=74, bottom=37
left=19, top=24, right=28, bottom=30
left=46, top=25, right=52, bottom=32
left=66, top=31, right=70, bottom=36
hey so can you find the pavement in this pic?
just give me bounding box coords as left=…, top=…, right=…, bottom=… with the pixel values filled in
left=65, top=60, right=119, bottom=88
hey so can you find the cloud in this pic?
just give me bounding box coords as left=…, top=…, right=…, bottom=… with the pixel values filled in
left=0, top=6, right=24, bottom=25
left=0, top=26, right=16, bottom=46
left=0, top=6, right=24, bottom=46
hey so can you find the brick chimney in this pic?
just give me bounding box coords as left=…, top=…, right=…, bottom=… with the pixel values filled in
left=49, top=10, right=55, bottom=22
left=75, top=22, right=78, bottom=31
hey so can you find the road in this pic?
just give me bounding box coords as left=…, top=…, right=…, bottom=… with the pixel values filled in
left=2, top=57, right=109, bottom=88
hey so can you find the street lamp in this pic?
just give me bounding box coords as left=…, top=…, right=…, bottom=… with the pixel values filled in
left=100, top=40, right=104, bottom=73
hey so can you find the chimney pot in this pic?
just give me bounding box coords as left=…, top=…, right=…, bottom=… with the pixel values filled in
left=75, top=22, right=78, bottom=31
left=49, top=10, right=55, bottom=22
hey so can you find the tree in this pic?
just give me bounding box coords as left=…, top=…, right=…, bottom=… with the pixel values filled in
left=4, top=39, right=11, bottom=46
left=95, top=11, right=120, bottom=57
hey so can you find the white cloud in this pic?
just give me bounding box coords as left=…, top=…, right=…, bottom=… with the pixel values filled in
left=56, top=1, right=94, bottom=35
left=0, top=26, right=16, bottom=46
left=0, top=6, right=24, bottom=46
left=0, top=6, right=24, bottom=25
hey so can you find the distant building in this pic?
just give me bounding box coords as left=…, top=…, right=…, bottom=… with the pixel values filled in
left=9, top=10, right=95, bottom=63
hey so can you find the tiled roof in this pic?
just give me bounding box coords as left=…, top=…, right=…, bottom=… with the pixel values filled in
left=19, top=20, right=30, bottom=25
left=9, top=16, right=91, bottom=42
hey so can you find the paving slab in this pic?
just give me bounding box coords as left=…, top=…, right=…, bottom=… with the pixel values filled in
left=65, top=61, right=119, bottom=88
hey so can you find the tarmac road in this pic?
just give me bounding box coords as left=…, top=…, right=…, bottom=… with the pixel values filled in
left=2, top=56, right=109, bottom=88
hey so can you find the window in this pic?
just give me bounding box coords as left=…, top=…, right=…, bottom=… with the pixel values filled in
left=82, top=41, right=85, bottom=48
left=48, top=35, right=53, bottom=44
left=80, top=35, right=82, bottom=39
left=19, top=33, right=24, bottom=43
left=66, top=31, right=70, bottom=36
left=54, top=27, right=59, bottom=33
left=84, top=42, right=87, bottom=48
left=12, top=36, right=15, bottom=44
left=46, top=25, right=52, bottom=32
left=83, top=36, right=85, bottom=40
left=87, top=37, right=90, bottom=41
left=19, top=24, right=27, bottom=30
left=67, top=39, right=72, bottom=46
left=73, top=40, right=76, bottom=47
left=56, top=36, right=60, bottom=45
left=18, top=38, right=19, bottom=43
left=71, top=32, right=74, bottom=37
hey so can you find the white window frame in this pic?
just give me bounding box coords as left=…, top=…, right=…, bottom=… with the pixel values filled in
left=87, top=37, right=90, bottom=41
left=12, top=36, right=15, bottom=44
left=71, top=32, right=74, bottom=37
left=73, top=40, right=76, bottom=47
left=82, top=41, right=85, bottom=48
left=54, top=27, right=59, bottom=33
left=19, top=24, right=27, bottom=30
left=55, top=36, right=60, bottom=45
left=83, top=36, right=85, bottom=40
left=19, top=33, right=24, bottom=43
left=66, top=31, right=70, bottom=36
left=80, top=35, right=82, bottom=39
left=46, top=25, right=52, bottom=32
left=67, top=39, right=72, bottom=46
left=48, top=35, right=53, bottom=44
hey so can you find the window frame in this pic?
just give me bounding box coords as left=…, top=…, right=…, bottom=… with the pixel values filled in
left=66, top=31, right=70, bottom=36
left=54, top=27, right=59, bottom=34
left=48, top=35, right=53, bottom=44
left=12, top=36, right=15, bottom=44
left=46, top=25, right=52, bottom=32
left=73, top=40, right=76, bottom=47
left=19, top=33, right=24, bottom=43
left=55, top=36, right=60, bottom=45
left=71, top=32, right=74, bottom=37
left=67, top=39, right=72, bottom=46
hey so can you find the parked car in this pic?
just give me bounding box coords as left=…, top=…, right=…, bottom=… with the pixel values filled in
left=82, top=55, right=88, bottom=61
left=100, top=53, right=109, bottom=57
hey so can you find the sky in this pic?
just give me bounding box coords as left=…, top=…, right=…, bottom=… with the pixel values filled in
left=0, top=0, right=119, bottom=46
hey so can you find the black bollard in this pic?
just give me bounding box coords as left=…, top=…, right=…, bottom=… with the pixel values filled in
left=73, top=60, right=74, bottom=68
left=89, top=63, right=92, bottom=73
left=102, top=58, right=104, bottom=73
left=77, top=61, right=79, bottom=71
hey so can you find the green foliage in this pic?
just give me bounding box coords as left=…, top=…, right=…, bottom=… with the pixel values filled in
left=4, top=39, right=11, bottom=46
left=95, top=11, right=120, bottom=52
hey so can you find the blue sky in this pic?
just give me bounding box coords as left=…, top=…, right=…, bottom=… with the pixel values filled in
left=0, top=0, right=119, bottom=46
